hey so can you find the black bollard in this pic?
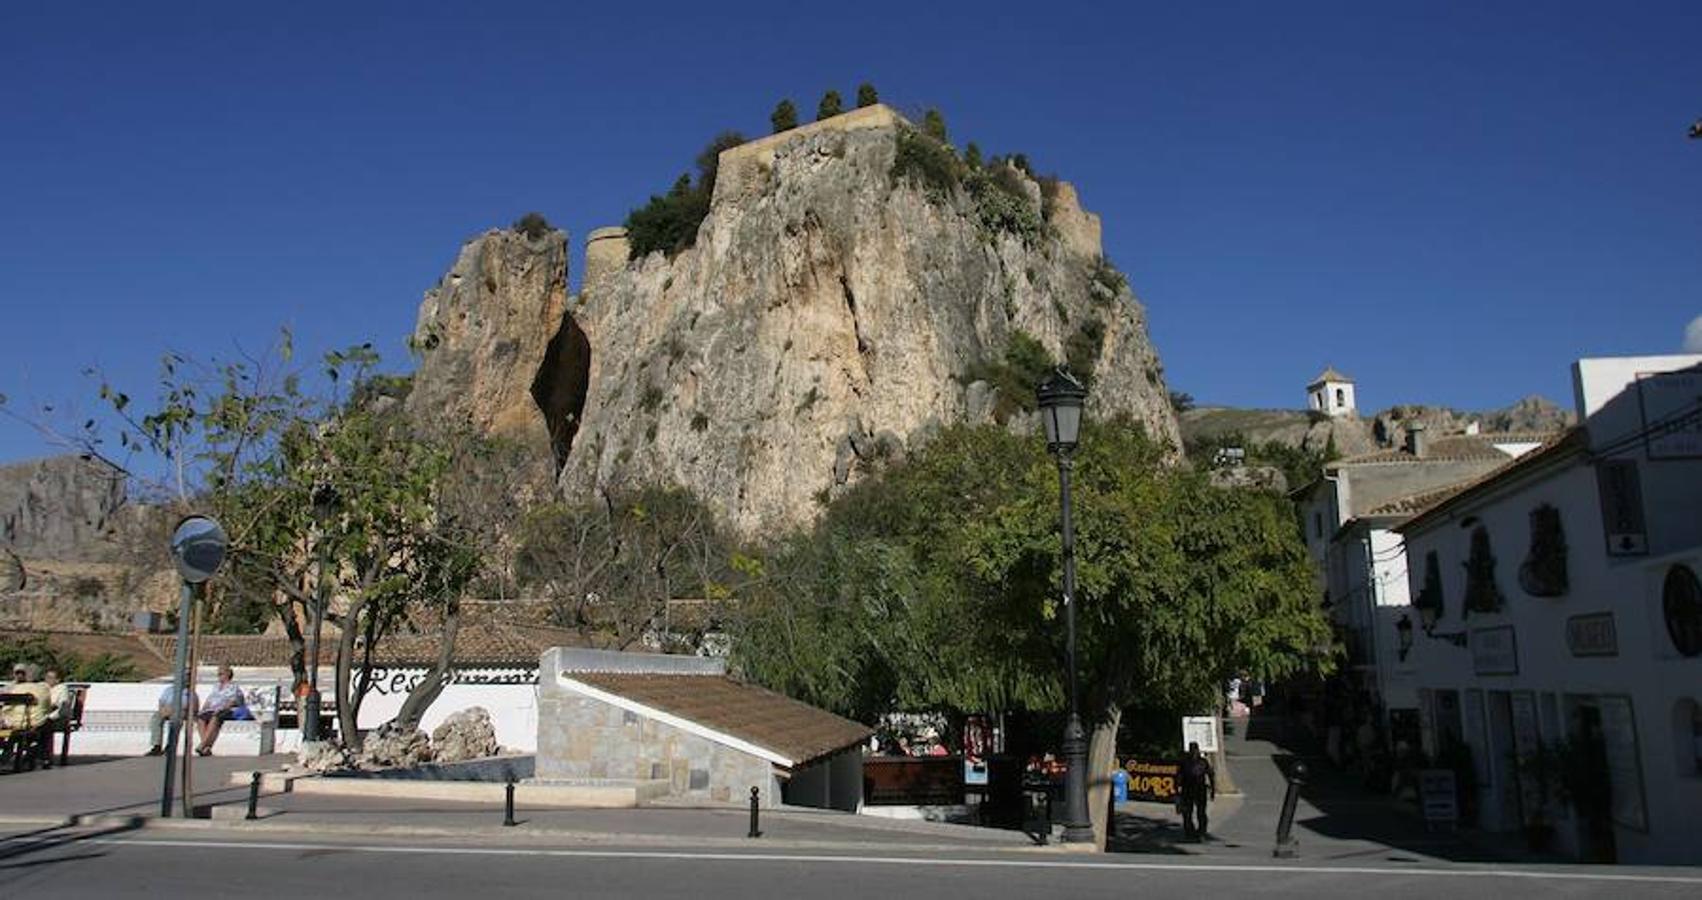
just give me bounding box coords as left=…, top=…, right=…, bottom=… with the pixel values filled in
left=747, top=786, right=762, bottom=838
left=245, top=771, right=262, bottom=820
left=504, top=776, right=517, bottom=827
left=1273, top=761, right=1307, bottom=858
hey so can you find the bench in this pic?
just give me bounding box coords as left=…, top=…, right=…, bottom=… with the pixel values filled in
left=72, top=682, right=284, bottom=757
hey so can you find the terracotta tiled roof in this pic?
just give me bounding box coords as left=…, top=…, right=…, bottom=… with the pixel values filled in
left=1365, top=484, right=1470, bottom=518
left=573, top=672, right=873, bottom=768
left=1396, top=428, right=1590, bottom=533
left=1331, top=431, right=1558, bottom=467
left=0, top=628, right=173, bottom=679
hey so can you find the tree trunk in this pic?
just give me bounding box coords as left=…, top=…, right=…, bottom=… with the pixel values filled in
left=394, top=600, right=460, bottom=732
left=334, top=595, right=370, bottom=751
left=1087, top=706, right=1123, bottom=850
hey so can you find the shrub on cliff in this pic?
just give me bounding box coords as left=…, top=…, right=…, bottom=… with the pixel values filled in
left=512, top=211, right=553, bottom=240
left=892, top=126, right=964, bottom=198
left=625, top=133, right=747, bottom=260
left=856, top=83, right=878, bottom=107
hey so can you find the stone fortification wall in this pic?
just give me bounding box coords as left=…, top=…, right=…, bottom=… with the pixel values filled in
left=582, top=226, right=630, bottom=294
left=712, top=103, right=906, bottom=206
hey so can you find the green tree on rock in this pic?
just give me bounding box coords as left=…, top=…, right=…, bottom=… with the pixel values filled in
left=922, top=108, right=948, bottom=143
left=816, top=90, right=844, bottom=121
left=856, top=83, right=879, bottom=108
left=770, top=99, right=798, bottom=134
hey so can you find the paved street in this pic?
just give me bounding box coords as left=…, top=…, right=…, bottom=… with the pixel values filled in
left=2, top=826, right=1700, bottom=900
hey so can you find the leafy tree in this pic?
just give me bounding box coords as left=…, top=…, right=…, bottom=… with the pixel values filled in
left=693, top=130, right=747, bottom=198
left=87, top=337, right=489, bottom=749
left=856, top=82, right=879, bottom=108
left=1169, top=391, right=1196, bottom=414
left=770, top=99, right=798, bottom=133
left=0, top=634, right=138, bottom=682
left=964, top=142, right=983, bottom=169
left=922, top=108, right=948, bottom=143
left=732, top=420, right=1331, bottom=846
left=816, top=90, right=844, bottom=121
left=625, top=132, right=748, bottom=259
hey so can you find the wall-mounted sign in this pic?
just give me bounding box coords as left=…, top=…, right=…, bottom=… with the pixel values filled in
left=1419, top=768, right=1458, bottom=826
left=1595, top=460, right=1648, bottom=556
left=1566, top=613, right=1619, bottom=657
left=1472, top=626, right=1519, bottom=675
left=1181, top=715, right=1219, bottom=753
left=1122, top=759, right=1181, bottom=802
left=1637, top=369, right=1702, bottom=459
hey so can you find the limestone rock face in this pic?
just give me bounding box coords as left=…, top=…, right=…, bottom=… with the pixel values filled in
left=405, top=227, right=575, bottom=473
left=0, top=456, right=126, bottom=560
left=430, top=706, right=501, bottom=762
left=354, top=722, right=433, bottom=770
left=556, top=109, right=1180, bottom=536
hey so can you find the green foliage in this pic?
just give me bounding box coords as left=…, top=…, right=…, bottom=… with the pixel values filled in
left=1186, top=430, right=1329, bottom=491
left=0, top=634, right=138, bottom=682
left=922, top=108, right=948, bottom=143
left=965, top=164, right=1043, bottom=243
left=625, top=132, right=746, bottom=261
left=1064, top=317, right=1105, bottom=385
left=963, top=330, right=1054, bottom=423
left=963, top=142, right=983, bottom=169
left=625, top=173, right=710, bottom=260
left=816, top=90, right=844, bottom=121
left=690, top=411, right=710, bottom=432
left=512, top=212, right=553, bottom=240
left=770, top=99, right=798, bottom=133
left=891, top=126, right=963, bottom=198
left=856, top=82, right=879, bottom=108
left=638, top=383, right=666, bottom=413
left=1089, top=256, right=1128, bottom=306
left=1169, top=391, right=1196, bottom=414
left=730, top=421, right=1332, bottom=723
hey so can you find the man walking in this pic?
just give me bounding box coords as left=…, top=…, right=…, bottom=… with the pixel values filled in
left=1178, top=740, right=1216, bottom=841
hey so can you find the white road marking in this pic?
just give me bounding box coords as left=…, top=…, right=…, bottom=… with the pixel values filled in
left=9, top=835, right=1700, bottom=885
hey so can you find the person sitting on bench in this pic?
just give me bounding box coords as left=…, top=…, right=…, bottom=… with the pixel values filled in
left=147, top=682, right=198, bottom=756
left=38, top=668, right=73, bottom=768
left=194, top=665, right=247, bottom=756
left=2, top=663, right=50, bottom=766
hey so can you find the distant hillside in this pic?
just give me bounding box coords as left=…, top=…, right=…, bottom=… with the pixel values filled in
left=1179, top=395, right=1574, bottom=459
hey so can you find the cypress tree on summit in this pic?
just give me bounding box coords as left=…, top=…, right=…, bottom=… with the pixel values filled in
left=856, top=83, right=878, bottom=108
left=922, top=108, right=949, bottom=143
left=816, top=90, right=844, bottom=121
left=770, top=99, right=798, bottom=134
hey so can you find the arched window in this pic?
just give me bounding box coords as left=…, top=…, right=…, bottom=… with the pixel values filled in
left=1335, top=387, right=1345, bottom=407
left=1664, top=564, right=1702, bottom=657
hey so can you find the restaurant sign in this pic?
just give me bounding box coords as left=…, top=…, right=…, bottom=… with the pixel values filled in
left=1122, top=759, right=1180, bottom=802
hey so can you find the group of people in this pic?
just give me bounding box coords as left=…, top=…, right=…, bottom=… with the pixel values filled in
left=0, top=662, right=75, bottom=769
left=147, top=664, right=250, bottom=757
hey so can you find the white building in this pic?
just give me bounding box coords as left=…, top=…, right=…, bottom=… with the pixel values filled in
left=1395, top=354, right=1702, bottom=864
left=1308, top=366, right=1357, bottom=418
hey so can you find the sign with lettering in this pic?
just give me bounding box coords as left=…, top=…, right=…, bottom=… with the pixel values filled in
left=1566, top=613, right=1618, bottom=657
left=1595, top=460, right=1648, bottom=556
left=1181, top=715, right=1218, bottom=753
left=1122, top=759, right=1180, bottom=802
left=358, top=666, right=537, bottom=697
left=1471, top=626, right=1519, bottom=675
left=1419, top=768, right=1459, bottom=826
left=1637, top=369, right=1702, bottom=459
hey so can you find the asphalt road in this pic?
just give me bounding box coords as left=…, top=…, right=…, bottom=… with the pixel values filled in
left=2, top=828, right=1700, bottom=900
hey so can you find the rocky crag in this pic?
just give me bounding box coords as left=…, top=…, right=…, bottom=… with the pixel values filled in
left=409, top=105, right=1180, bottom=536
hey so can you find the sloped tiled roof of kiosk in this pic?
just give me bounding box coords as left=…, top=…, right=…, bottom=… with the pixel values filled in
left=570, top=671, right=873, bottom=768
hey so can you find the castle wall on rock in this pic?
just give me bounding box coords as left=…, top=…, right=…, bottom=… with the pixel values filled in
left=582, top=226, right=630, bottom=295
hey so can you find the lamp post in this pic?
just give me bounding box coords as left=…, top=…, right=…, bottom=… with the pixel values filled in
left=162, top=515, right=226, bottom=817
left=304, top=484, right=339, bottom=743
left=1035, top=367, right=1094, bottom=845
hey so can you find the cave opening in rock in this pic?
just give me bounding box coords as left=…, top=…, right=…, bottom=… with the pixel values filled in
left=530, top=312, right=591, bottom=474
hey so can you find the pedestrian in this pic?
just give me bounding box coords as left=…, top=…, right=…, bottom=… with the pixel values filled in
left=1177, top=741, right=1216, bottom=841
left=194, top=665, right=247, bottom=756
left=146, top=682, right=198, bottom=756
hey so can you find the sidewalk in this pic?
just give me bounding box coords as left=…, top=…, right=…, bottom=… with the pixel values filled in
left=0, top=755, right=1036, bottom=853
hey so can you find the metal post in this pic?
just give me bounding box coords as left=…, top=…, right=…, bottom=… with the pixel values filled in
left=504, top=778, right=517, bottom=827
left=304, top=547, right=327, bottom=743
left=1056, top=455, right=1093, bottom=845
left=1273, top=761, right=1307, bottom=858
left=246, top=772, right=262, bottom=820
left=160, top=581, right=194, bottom=818
left=748, top=786, right=762, bottom=838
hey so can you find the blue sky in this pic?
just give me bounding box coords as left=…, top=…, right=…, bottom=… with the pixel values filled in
left=2, top=1, right=1698, bottom=464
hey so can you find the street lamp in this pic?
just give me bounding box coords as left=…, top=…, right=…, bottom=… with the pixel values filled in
left=1396, top=614, right=1414, bottom=662
left=1035, top=367, right=1094, bottom=845
left=304, top=483, right=340, bottom=743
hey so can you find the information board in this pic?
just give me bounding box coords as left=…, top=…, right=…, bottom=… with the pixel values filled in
left=1420, top=768, right=1458, bottom=826
left=1181, top=716, right=1218, bottom=753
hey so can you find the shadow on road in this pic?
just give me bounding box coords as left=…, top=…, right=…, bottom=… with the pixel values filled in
left=0, top=820, right=140, bottom=872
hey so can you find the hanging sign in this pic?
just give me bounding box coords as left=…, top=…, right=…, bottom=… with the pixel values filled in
left=1181, top=715, right=1218, bottom=753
